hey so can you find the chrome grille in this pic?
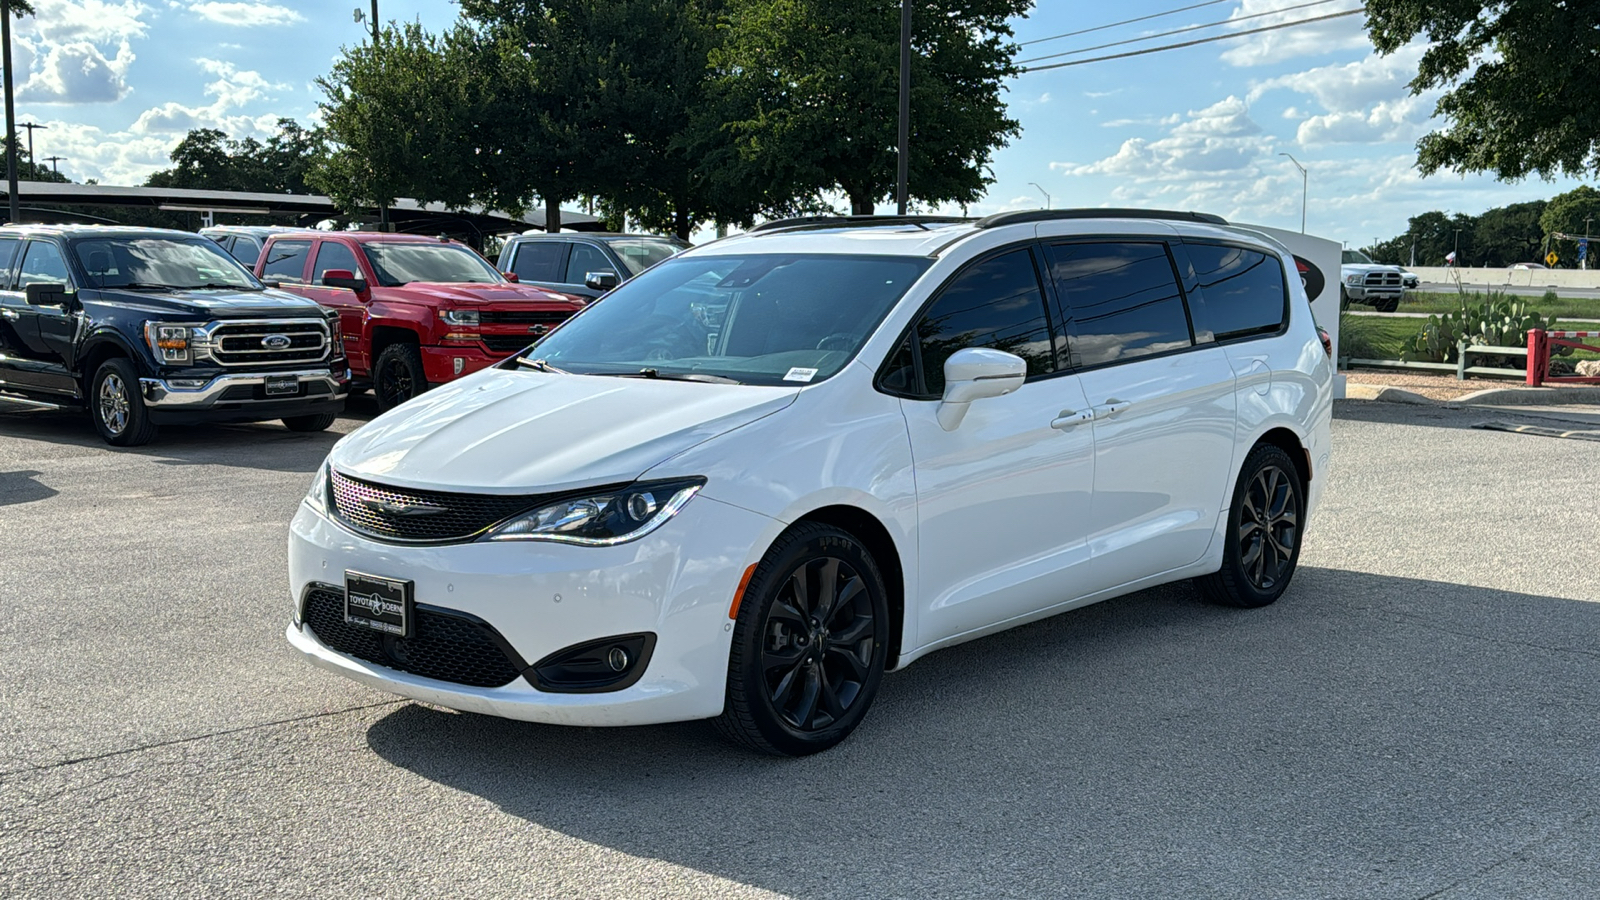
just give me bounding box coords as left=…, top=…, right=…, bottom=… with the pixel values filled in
left=1363, top=272, right=1402, bottom=288
left=329, top=469, right=545, bottom=543
left=207, top=320, right=329, bottom=366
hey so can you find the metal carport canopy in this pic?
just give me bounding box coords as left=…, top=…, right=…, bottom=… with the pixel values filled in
left=2, top=182, right=601, bottom=233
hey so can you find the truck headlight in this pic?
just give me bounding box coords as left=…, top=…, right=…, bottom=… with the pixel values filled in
left=481, top=478, right=704, bottom=545
left=144, top=322, right=194, bottom=364
left=439, top=309, right=480, bottom=342
left=1344, top=274, right=1362, bottom=286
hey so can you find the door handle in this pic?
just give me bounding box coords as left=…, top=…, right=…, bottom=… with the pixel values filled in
left=0, top=308, right=16, bottom=320
left=1093, top=399, right=1132, bottom=419
left=1050, top=409, right=1094, bottom=430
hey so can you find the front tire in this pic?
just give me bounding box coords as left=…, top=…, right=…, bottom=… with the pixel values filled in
left=373, top=343, right=427, bottom=411
left=1197, top=444, right=1304, bottom=608
left=90, top=358, right=157, bottom=447
left=715, top=523, right=889, bottom=756
left=1373, top=297, right=1399, bottom=313
left=282, top=412, right=337, bottom=432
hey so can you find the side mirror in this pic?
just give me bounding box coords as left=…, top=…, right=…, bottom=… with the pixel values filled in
left=502, top=271, right=520, bottom=282
left=321, top=269, right=368, bottom=293
left=584, top=270, right=621, bottom=292
left=24, top=281, right=73, bottom=308
left=261, top=279, right=282, bottom=289
left=937, top=347, right=1026, bottom=430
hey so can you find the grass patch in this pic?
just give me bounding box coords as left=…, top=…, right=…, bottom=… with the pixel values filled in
left=1341, top=311, right=1600, bottom=363
left=1407, top=289, right=1599, bottom=320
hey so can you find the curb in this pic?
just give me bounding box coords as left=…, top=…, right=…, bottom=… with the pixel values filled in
left=1342, top=384, right=1434, bottom=404
left=1341, top=382, right=1600, bottom=407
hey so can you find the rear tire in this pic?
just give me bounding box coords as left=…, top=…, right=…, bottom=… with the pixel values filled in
left=90, top=357, right=157, bottom=447
left=715, top=523, right=889, bottom=756
left=1197, top=443, right=1304, bottom=609
left=373, top=343, right=427, bottom=411
left=282, top=412, right=337, bottom=432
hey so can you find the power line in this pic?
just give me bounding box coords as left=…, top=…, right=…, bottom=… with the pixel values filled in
left=1020, top=8, right=1365, bottom=73
left=1019, top=0, right=1231, bottom=47
left=1018, top=0, right=1342, bottom=66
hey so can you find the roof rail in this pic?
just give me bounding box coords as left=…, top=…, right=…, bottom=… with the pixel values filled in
left=748, top=214, right=974, bottom=234
left=974, top=208, right=1228, bottom=229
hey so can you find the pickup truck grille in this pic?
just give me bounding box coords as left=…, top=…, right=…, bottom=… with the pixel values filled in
left=207, top=320, right=330, bottom=366
left=1363, top=272, right=1402, bottom=289
left=481, top=335, right=536, bottom=353
left=478, top=310, right=574, bottom=326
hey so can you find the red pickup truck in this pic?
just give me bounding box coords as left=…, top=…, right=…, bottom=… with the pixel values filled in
left=254, top=232, right=585, bottom=409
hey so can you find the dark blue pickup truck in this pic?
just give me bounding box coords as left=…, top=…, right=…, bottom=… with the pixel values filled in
left=0, top=225, right=349, bottom=446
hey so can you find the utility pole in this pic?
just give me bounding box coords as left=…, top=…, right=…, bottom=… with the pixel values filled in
left=44, top=155, right=62, bottom=174
left=18, top=120, right=42, bottom=174
left=1279, top=152, right=1306, bottom=233
left=1028, top=182, right=1051, bottom=210
left=895, top=0, right=910, bottom=216
left=2, top=0, right=18, bottom=224
left=355, top=2, right=388, bottom=230
left=1453, top=228, right=1462, bottom=266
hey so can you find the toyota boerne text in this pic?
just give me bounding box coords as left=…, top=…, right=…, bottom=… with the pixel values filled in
left=286, top=210, right=1334, bottom=756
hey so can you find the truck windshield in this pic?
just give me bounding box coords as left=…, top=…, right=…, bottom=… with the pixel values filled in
left=610, top=239, right=687, bottom=276
left=522, top=253, right=931, bottom=386
left=1342, top=250, right=1375, bottom=264
left=363, top=242, right=503, bottom=286
left=72, top=238, right=261, bottom=290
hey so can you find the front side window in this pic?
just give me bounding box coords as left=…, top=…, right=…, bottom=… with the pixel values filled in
left=262, top=240, right=311, bottom=283
left=0, top=237, right=21, bottom=288
left=72, top=238, right=259, bottom=290
left=912, top=248, right=1055, bottom=397
left=313, top=242, right=364, bottom=285
left=565, top=243, right=612, bottom=283
left=365, top=242, right=501, bottom=286
left=1047, top=242, right=1192, bottom=368
left=1186, top=243, right=1287, bottom=341
left=609, top=239, right=685, bottom=276
left=20, top=242, right=73, bottom=288
left=527, top=253, right=931, bottom=386
left=509, top=241, right=565, bottom=282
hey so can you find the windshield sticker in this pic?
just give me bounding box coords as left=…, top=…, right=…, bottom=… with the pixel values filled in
left=783, top=367, right=819, bottom=383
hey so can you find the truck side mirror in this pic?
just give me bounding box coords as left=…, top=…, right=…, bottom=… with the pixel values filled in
left=24, top=281, right=74, bottom=308
left=321, top=269, right=368, bottom=294
left=584, top=270, right=620, bottom=292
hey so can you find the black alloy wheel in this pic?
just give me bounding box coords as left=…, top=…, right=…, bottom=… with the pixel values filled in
left=373, top=343, right=427, bottom=411
left=1197, top=443, right=1304, bottom=608
left=717, top=523, right=889, bottom=756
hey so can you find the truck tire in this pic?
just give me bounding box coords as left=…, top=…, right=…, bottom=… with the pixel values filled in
left=373, top=343, right=427, bottom=411
left=1339, top=286, right=1351, bottom=310
left=1373, top=297, right=1399, bottom=313
left=90, top=357, right=158, bottom=447
left=282, top=412, right=337, bottom=432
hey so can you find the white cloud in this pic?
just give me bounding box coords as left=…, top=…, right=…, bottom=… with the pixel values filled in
left=1059, top=97, right=1271, bottom=181
left=11, top=1, right=149, bottom=104
left=1220, top=0, right=1373, bottom=68
left=185, top=2, right=304, bottom=27
left=130, top=58, right=289, bottom=135
left=1246, top=45, right=1440, bottom=146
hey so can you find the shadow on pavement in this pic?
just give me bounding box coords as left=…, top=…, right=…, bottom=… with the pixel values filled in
left=363, top=566, right=1600, bottom=899
left=0, top=469, right=58, bottom=506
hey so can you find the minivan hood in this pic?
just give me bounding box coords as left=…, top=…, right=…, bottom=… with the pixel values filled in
left=330, top=368, right=798, bottom=493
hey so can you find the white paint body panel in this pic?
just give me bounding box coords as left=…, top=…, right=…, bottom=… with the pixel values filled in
left=286, top=216, right=1334, bottom=726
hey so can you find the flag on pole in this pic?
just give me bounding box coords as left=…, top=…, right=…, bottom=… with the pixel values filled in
left=1446, top=251, right=1457, bottom=265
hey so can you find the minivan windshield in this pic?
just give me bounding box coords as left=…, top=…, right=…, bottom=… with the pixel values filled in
left=523, top=253, right=931, bottom=386
left=72, top=237, right=261, bottom=290
left=364, top=242, right=503, bottom=286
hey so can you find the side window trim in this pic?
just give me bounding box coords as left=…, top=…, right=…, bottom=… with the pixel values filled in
left=1043, top=237, right=1201, bottom=375
left=874, top=240, right=1057, bottom=400
left=1175, top=238, right=1292, bottom=346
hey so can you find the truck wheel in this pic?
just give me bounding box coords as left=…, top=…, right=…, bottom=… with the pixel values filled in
left=1373, top=298, right=1399, bottom=313
left=282, top=412, right=337, bottom=433
left=1339, top=287, right=1351, bottom=310
left=373, top=344, right=427, bottom=411
left=91, top=358, right=157, bottom=447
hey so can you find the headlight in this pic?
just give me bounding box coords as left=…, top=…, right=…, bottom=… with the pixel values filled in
left=481, top=477, right=704, bottom=545
left=144, top=322, right=194, bottom=364
left=439, top=309, right=480, bottom=327
left=1344, top=274, right=1362, bottom=285
left=327, top=315, right=343, bottom=349
left=305, top=460, right=331, bottom=515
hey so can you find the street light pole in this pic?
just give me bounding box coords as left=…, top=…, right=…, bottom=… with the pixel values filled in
left=1278, top=152, right=1306, bottom=233
left=895, top=0, right=910, bottom=216
left=19, top=121, right=42, bottom=175
left=1, top=0, right=18, bottom=224
left=1028, top=182, right=1051, bottom=210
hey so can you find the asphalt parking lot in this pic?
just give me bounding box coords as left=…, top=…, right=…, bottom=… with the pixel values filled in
left=3, top=396, right=1599, bottom=899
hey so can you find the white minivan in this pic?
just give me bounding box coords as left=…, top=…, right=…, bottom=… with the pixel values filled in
left=286, top=210, right=1334, bottom=755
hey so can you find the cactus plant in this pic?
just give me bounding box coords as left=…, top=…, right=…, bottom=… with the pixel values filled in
left=1402, top=290, right=1559, bottom=364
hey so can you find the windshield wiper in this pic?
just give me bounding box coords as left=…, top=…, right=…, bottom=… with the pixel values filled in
left=516, top=357, right=568, bottom=374
left=105, top=281, right=174, bottom=291
left=631, top=368, right=741, bottom=385
left=181, top=282, right=259, bottom=291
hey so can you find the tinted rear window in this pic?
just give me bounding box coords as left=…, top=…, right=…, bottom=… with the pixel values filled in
left=1185, top=243, right=1287, bottom=341
left=1046, top=242, right=1192, bottom=368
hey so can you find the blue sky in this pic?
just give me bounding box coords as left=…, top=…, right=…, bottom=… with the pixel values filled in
left=10, top=0, right=1586, bottom=245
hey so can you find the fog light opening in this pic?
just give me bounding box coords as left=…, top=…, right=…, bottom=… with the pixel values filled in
left=527, top=632, right=656, bottom=693
left=607, top=646, right=629, bottom=672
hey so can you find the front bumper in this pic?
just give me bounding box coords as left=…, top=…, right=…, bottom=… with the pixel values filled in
left=140, top=367, right=349, bottom=423
left=1343, top=284, right=1402, bottom=301
left=421, top=345, right=505, bottom=385
left=285, top=492, right=781, bottom=727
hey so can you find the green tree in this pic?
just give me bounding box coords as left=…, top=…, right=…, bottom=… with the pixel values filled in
left=145, top=119, right=325, bottom=194
left=1368, top=1, right=1600, bottom=181
left=1538, top=186, right=1600, bottom=260
left=312, top=23, right=482, bottom=218
left=713, top=0, right=1029, bottom=215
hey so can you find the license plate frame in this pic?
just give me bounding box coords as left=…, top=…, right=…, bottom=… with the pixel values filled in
left=344, top=571, right=413, bottom=638
left=264, top=375, right=299, bottom=397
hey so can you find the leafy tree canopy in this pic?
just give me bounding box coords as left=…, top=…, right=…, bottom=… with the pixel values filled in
left=1368, top=1, right=1600, bottom=181
left=713, top=0, right=1030, bottom=215
left=145, top=119, right=325, bottom=194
